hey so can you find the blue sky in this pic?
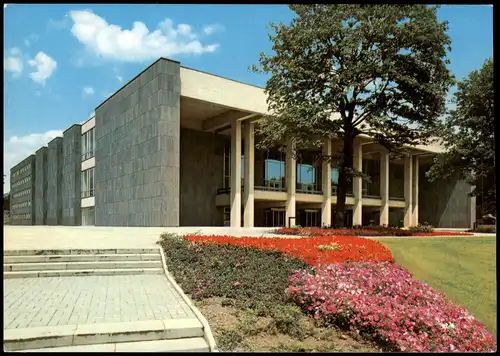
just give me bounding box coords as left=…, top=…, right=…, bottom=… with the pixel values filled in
left=3, top=4, right=493, bottom=191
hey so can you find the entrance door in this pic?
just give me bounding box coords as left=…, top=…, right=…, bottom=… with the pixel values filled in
left=264, top=209, right=285, bottom=227
left=304, top=209, right=320, bottom=227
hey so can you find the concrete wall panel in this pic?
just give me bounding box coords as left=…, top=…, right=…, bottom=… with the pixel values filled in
left=62, top=125, right=82, bottom=225
left=179, top=128, right=225, bottom=226
left=34, top=147, right=48, bottom=225
left=95, top=59, right=181, bottom=226
left=47, top=137, right=63, bottom=225
left=419, top=164, right=472, bottom=228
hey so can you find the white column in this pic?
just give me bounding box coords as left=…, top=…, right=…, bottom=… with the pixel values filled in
left=321, top=139, right=332, bottom=227
left=412, top=155, right=419, bottom=226
left=380, top=149, right=389, bottom=226
left=230, top=120, right=242, bottom=228
left=285, top=140, right=296, bottom=227
left=243, top=122, right=255, bottom=227
left=352, top=140, right=363, bottom=226
left=404, top=155, right=413, bottom=227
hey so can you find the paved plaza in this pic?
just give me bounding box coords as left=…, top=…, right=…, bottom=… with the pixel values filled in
left=3, top=275, right=195, bottom=329
left=3, top=226, right=281, bottom=251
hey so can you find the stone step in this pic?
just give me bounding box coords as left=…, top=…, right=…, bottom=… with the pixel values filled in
left=3, top=248, right=161, bottom=256
left=4, top=260, right=163, bottom=272
left=3, top=268, right=164, bottom=279
left=17, top=337, right=210, bottom=352
left=4, top=253, right=161, bottom=264
left=4, top=319, right=204, bottom=351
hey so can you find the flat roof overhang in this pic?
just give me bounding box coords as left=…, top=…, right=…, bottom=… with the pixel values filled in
left=179, top=64, right=444, bottom=153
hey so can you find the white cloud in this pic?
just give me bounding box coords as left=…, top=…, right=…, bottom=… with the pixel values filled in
left=28, top=52, right=57, bottom=85
left=203, top=24, right=225, bottom=35
left=3, top=129, right=63, bottom=193
left=68, top=10, right=219, bottom=62
left=82, top=86, right=95, bottom=97
left=24, top=33, right=39, bottom=47
left=117, top=75, right=123, bottom=83
left=4, top=47, right=23, bottom=75
left=48, top=16, right=70, bottom=30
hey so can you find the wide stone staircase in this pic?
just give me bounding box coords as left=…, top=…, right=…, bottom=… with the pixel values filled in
left=4, top=248, right=164, bottom=278
left=3, top=248, right=211, bottom=352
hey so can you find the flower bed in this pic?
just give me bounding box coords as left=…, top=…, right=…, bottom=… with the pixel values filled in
left=412, top=232, right=474, bottom=236
left=185, top=234, right=394, bottom=265
left=287, top=262, right=496, bottom=352
left=275, top=227, right=473, bottom=237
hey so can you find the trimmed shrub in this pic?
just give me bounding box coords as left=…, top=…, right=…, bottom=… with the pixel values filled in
left=409, top=223, right=434, bottom=233
left=275, top=226, right=413, bottom=237
left=158, top=233, right=311, bottom=311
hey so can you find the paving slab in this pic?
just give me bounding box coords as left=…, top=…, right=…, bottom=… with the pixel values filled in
left=3, top=275, right=195, bottom=329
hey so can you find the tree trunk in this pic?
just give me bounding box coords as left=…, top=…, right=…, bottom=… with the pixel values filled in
left=334, top=133, right=355, bottom=227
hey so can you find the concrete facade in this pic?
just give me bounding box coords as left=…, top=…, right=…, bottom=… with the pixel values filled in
left=34, top=147, right=48, bottom=225
left=46, top=138, right=63, bottom=225
left=179, top=128, right=224, bottom=226
left=419, top=164, right=474, bottom=228
left=62, top=125, right=82, bottom=226
left=94, top=59, right=181, bottom=227
left=7, top=57, right=475, bottom=229
left=9, top=155, right=36, bottom=225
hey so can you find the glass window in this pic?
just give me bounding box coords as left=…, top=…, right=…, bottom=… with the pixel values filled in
left=81, top=168, right=95, bottom=197
left=81, top=128, right=95, bottom=161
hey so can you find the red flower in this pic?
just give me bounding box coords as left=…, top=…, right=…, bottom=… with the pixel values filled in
left=183, top=234, right=394, bottom=265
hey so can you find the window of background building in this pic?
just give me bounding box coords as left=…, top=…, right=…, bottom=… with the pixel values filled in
left=81, top=128, right=95, bottom=161
left=82, top=207, right=95, bottom=225
left=81, top=168, right=95, bottom=198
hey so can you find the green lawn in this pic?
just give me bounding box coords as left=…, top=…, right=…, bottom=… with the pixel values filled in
left=376, top=236, right=497, bottom=337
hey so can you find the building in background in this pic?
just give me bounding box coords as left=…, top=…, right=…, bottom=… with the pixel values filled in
left=8, top=58, right=476, bottom=229
left=9, top=155, right=36, bottom=225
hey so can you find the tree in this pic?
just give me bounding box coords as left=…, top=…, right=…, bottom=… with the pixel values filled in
left=427, top=58, right=495, bottom=217
left=252, top=4, right=454, bottom=226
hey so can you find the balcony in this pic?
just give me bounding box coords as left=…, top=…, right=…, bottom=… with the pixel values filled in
left=296, top=182, right=322, bottom=195
left=256, top=179, right=286, bottom=192
left=81, top=149, right=95, bottom=161
left=81, top=189, right=95, bottom=198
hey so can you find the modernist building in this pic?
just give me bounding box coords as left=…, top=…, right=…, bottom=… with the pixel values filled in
left=9, top=58, right=476, bottom=228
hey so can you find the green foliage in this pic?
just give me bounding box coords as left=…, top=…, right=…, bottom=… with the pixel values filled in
left=217, top=328, right=244, bottom=351
left=252, top=5, right=454, bottom=226
left=267, top=305, right=312, bottom=340
left=427, top=58, right=495, bottom=216
left=158, top=234, right=311, bottom=311
left=409, top=223, right=434, bottom=233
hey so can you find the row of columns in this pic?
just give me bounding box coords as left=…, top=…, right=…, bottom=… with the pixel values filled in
left=230, top=121, right=419, bottom=228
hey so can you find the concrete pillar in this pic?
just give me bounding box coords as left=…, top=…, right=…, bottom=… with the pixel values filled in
left=404, top=155, right=413, bottom=227
left=469, top=185, right=476, bottom=229
left=243, top=122, right=255, bottom=227
left=321, top=138, right=332, bottom=227
left=285, top=140, right=296, bottom=227
left=352, top=140, right=363, bottom=226
left=230, top=120, right=242, bottom=228
left=412, top=155, right=419, bottom=226
left=380, top=149, right=389, bottom=226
